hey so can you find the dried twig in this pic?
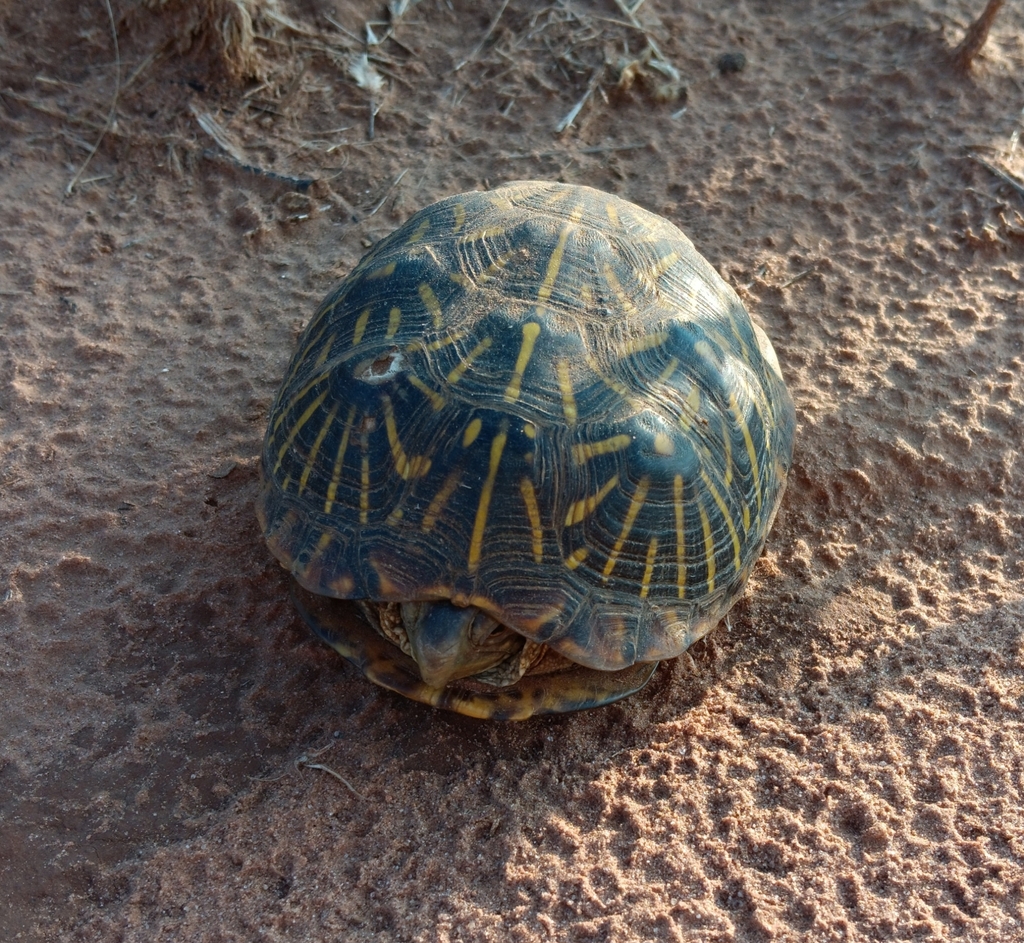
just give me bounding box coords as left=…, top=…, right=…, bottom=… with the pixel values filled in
left=193, top=104, right=318, bottom=191
left=58, top=127, right=99, bottom=153
left=504, top=142, right=646, bottom=159
left=190, top=103, right=246, bottom=162
left=66, top=0, right=119, bottom=195
left=296, top=753, right=366, bottom=799
left=121, top=48, right=160, bottom=91
left=555, top=68, right=603, bottom=133
left=201, top=149, right=316, bottom=191
left=614, top=0, right=648, bottom=16
left=324, top=13, right=364, bottom=46
left=2, top=90, right=108, bottom=131
left=969, top=154, right=1024, bottom=200
left=453, top=0, right=510, bottom=72
left=780, top=269, right=813, bottom=289
left=263, top=5, right=322, bottom=39
left=952, top=0, right=1005, bottom=73
left=365, top=168, right=409, bottom=218
left=349, top=53, right=384, bottom=140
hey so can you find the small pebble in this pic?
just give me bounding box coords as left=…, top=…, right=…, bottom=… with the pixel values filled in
left=717, top=51, right=747, bottom=74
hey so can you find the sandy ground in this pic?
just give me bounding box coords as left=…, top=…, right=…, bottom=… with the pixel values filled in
left=2, top=1, right=1023, bottom=940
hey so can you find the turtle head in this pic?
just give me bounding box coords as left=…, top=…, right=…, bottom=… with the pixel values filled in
left=400, top=601, right=522, bottom=687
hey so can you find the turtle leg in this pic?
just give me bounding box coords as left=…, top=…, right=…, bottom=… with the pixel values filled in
left=290, top=582, right=657, bottom=720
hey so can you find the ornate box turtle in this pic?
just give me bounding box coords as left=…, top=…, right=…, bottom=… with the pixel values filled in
left=258, top=181, right=795, bottom=719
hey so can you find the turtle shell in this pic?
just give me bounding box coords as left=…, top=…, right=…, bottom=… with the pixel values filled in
left=258, top=181, right=795, bottom=703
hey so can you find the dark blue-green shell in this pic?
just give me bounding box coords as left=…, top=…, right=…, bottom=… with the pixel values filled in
left=258, top=181, right=795, bottom=671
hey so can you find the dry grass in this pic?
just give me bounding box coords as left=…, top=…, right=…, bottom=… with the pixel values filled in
left=138, top=0, right=282, bottom=79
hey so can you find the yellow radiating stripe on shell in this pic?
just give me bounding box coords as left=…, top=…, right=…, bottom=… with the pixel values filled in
left=674, top=474, right=686, bottom=599
left=298, top=401, right=340, bottom=496
left=586, top=356, right=641, bottom=409
left=658, top=356, right=680, bottom=383
left=556, top=360, right=578, bottom=424
left=697, top=323, right=742, bottom=371
left=602, top=476, right=650, bottom=578
left=505, top=322, right=542, bottom=403
left=367, top=261, right=397, bottom=279
left=620, top=331, right=669, bottom=356
left=386, top=306, right=401, bottom=338
left=469, top=427, right=508, bottom=572
left=274, top=388, right=329, bottom=474
left=605, top=201, right=620, bottom=228
left=283, top=311, right=335, bottom=389
left=753, top=393, right=772, bottom=451
left=565, top=474, right=620, bottom=527
left=272, top=369, right=329, bottom=436
left=519, top=478, right=544, bottom=563
left=698, top=500, right=715, bottom=593
left=462, top=417, right=482, bottom=447
left=572, top=434, right=632, bottom=464
left=701, top=470, right=742, bottom=575
left=418, top=283, right=443, bottom=329
left=653, top=433, right=674, bottom=456
left=330, top=573, right=354, bottom=595
left=405, top=219, right=430, bottom=244
left=452, top=202, right=466, bottom=232
left=420, top=331, right=467, bottom=352
left=451, top=251, right=515, bottom=290
left=721, top=415, right=733, bottom=488
left=730, top=391, right=762, bottom=512
left=446, top=336, right=492, bottom=385
left=640, top=536, right=659, bottom=599
left=406, top=373, right=446, bottom=411
left=421, top=469, right=462, bottom=533
left=537, top=224, right=572, bottom=304
left=462, top=226, right=507, bottom=245
left=651, top=251, right=681, bottom=280
left=324, top=405, right=357, bottom=514
left=370, top=560, right=401, bottom=597
left=726, top=311, right=752, bottom=362
left=751, top=391, right=773, bottom=458
left=565, top=547, right=588, bottom=570
left=542, top=187, right=572, bottom=208
left=382, top=394, right=431, bottom=479
left=352, top=307, right=371, bottom=346
left=359, top=433, right=370, bottom=524
left=602, top=263, right=637, bottom=316
left=314, top=335, right=334, bottom=368
left=479, top=252, right=514, bottom=283
left=680, top=385, right=702, bottom=432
